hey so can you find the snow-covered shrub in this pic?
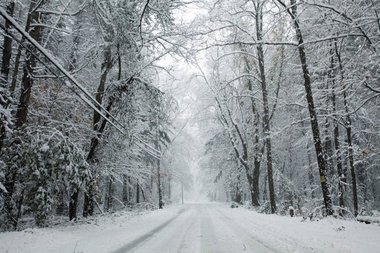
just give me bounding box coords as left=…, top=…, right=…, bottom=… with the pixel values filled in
left=0, top=127, right=89, bottom=228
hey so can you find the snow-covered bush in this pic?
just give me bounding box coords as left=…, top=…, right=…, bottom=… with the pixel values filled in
left=0, top=127, right=89, bottom=228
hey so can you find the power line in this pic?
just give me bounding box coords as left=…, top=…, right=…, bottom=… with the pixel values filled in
left=0, top=7, right=161, bottom=159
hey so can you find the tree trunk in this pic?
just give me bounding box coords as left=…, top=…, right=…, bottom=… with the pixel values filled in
left=65, top=14, right=85, bottom=220
left=345, top=118, right=358, bottom=216
left=14, top=0, right=46, bottom=128
left=255, top=2, right=276, bottom=213
left=334, top=119, right=345, bottom=210
left=246, top=172, right=260, bottom=206
left=9, top=40, right=23, bottom=96
left=334, top=41, right=359, bottom=216
left=128, top=176, right=133, bottom=202
left=157, top=159, right=163, bottom=209
left=285, top=0, right=333, bottom=215
left=9, top=1, right=48, bottom=98
left=306, top=142, right=315, bottom=199
left=262, top=174, right=268, bottom=202
left=323, top=59, right=334, bottom=180
left=106, top=176, right=113, bottom=211
left=215, top=88, right=260, bottom=207
left=241, top=47, right=261, bottom=207
left=234, top=173, right=242, bottom=204
left=83, top=179, right=95, bottom=217
left=136, top=182, right=140, bottom=203
left=323, top=120, right=334, bottom=179
left=1, top=1, right=15, bottom=85
left=330, top=44, right=345, bottom=211
left=4, top=0, right=47, bottom=229
left=69, top=188, right=79, bottom=221
left=122, top=175, right=129, bottom=205
left=83, top=44, right=113, bottom=217
left=0, top=0, right=16, bottom=150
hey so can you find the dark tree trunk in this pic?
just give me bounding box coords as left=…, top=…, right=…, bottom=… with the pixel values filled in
left=3, top=0, right=47, bottom=229
left=323, top=120, right=334, bottom=178
left=69, top=188, right=79, bottom=221
left=307, top=142, right=315, bottom=199
left=9, top=1, right=48, bottom=98
left=242, top=46, right=262, bottom=207
left=234, top=173, right=242, bottom=204
left=255, top=2, right=276, bottom=213
left=157, top=159, right=163, bottom=209
left=252, top=159, right=261, bottom=205
left=330, top=43, right=345, bottom=211
left=128, top=176, right=133, bottom=202
left=246, top=172, right=260, bottom=206
left=334, top=120, right=345, bottom=210
left=282, top=0, right=333, bottom=215
left=0, top=1, right=15, bottom=85
left=66, top=14, right=83, bottom=220
left=141, top=186, right=146, bottom=202
left=136, top=182, right=140, bottom=203
left=92, top=46, right=112, bottom=131
left=346, top=120, right=358, bottom=216
left=83, top=45, right=113, bottom=217
left=215, top=75, right=260, bottom=207
left=301, top=120, right=316, bottom=199
left=68, top=13, right=82, bottom=73
left=122, top=175, right=129, bottom=205
left=9, top=40, right=23, bottom=96
left=106, top=176, right=113, bottom=211
left=334, top=41, right=359, bottom=216
left=15, top=0, right=46, bottom=128
left=262, top=174, right=268, bottom=202
left=323, top=61, right=334, bottom=180
left=0, top=1, right=16, bottom=150
left=83, top=180, right=95, bottom=217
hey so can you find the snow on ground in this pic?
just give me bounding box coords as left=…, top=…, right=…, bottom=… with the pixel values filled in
left=214, top=204, right=380, bottom=253
left=0, top=205, right=184, bottom=253
left=0, top=203, right=379, bottom=253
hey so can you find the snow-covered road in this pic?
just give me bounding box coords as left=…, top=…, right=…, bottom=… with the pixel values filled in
left=113, top=204, right=273, bottom=253
left=1, top=203, right=380, bottom=253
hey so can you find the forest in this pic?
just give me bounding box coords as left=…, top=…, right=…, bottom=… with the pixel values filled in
left=0, top=0, right=379, bottom=233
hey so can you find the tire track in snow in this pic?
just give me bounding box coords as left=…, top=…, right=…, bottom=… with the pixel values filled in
left=176, top=212, right=200, bottom=252
left=112, top=208, right=187, bottom=253
left=199, top=204, right=218, bottom=252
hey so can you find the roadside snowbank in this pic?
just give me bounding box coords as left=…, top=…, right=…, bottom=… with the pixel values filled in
left=216, top=204, right=380, bottom=253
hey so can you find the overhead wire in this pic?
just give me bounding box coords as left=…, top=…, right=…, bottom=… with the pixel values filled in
left=0, top=7, right=161, bottom=159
